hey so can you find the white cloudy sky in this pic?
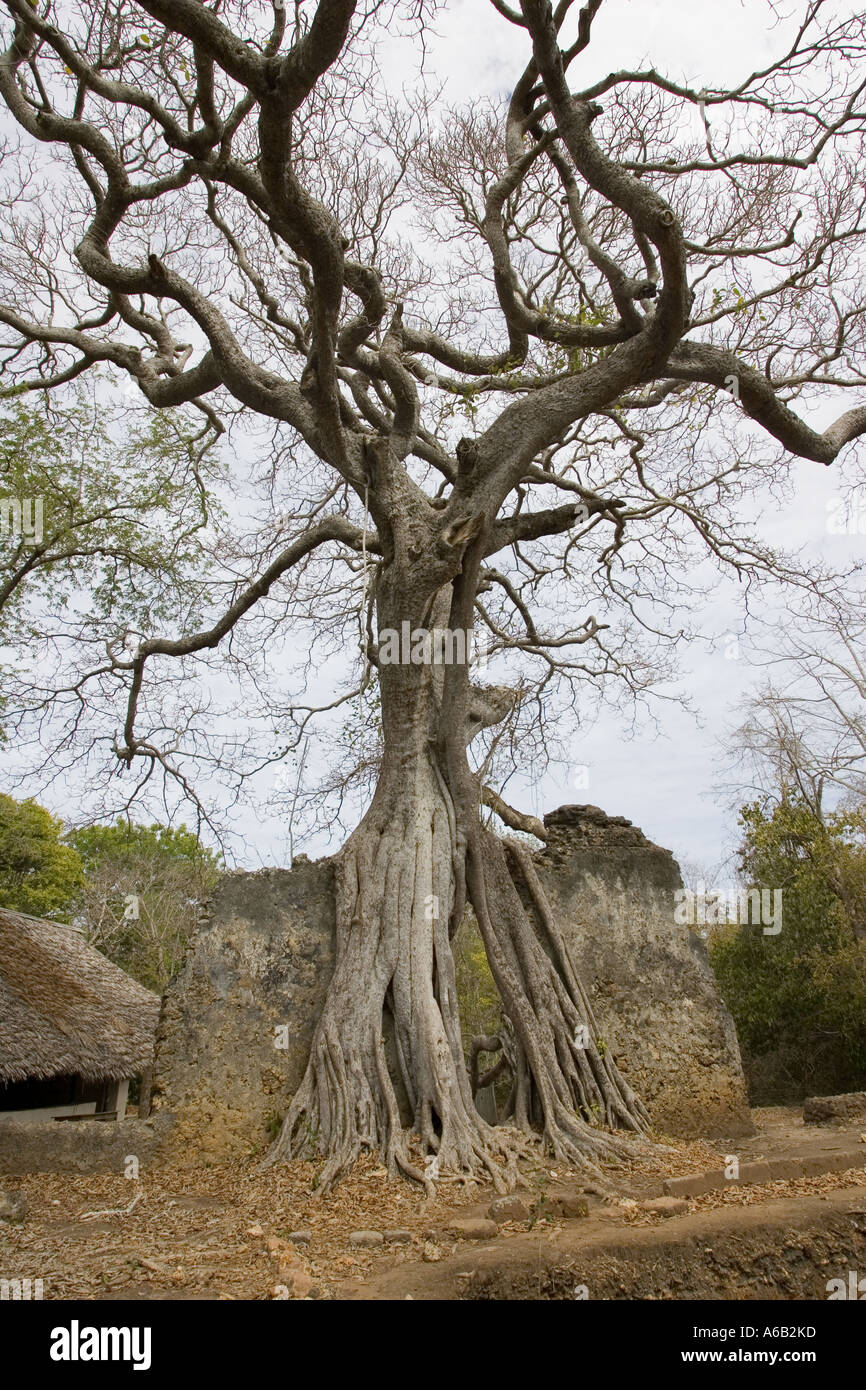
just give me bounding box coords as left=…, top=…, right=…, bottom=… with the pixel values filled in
left=3, top=0, right=863, bottom=877
left=334, top=0, right=863, bottom=876
left=453, top=0, right=860, bottom=876
left=236, top=0, right=863, bottom=876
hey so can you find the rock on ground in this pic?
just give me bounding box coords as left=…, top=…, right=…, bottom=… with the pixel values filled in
left=639, top=1196, right=689, bottom=1217
left=488, top=1196, right=530, bottom=1224
left=803, top=1092, right=866, bottom=1126
left=0, top=1188, right=27, bottom=1223
left=449, top=1217, right=498, bottom=1240
left=349, top=1230, right=384, bottom=1248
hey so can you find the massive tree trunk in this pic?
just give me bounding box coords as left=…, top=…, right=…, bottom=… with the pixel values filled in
left=267, top=518, right=649, bottom=1191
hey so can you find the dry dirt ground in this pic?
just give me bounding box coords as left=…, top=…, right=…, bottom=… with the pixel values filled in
left=2, top=1108, right=865, bottom=1300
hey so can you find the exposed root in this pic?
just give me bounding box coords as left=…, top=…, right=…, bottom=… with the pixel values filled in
left=465, top=826, right=658, bottom=1176
left=265, top=695, right=659, bottom=1192
left=264, top=769, right=541, bottom=1194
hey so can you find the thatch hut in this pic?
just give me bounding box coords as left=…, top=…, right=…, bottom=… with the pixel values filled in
left=0, top=906, right=159, bottom=1121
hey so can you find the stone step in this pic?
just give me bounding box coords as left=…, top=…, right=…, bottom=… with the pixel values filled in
left=663, top=1148, right=865, bottom=1198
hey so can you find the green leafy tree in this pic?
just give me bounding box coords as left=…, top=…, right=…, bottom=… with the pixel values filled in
left=0, top=391, right=223, bottom=755
left=453, top=913, right=503, bottom=1054
left=709, top=797, right=866, bottom=1101
left=0, top=793, right=83, bottom=919
left=68, top=821, right=223, bottom=993
left=0, top=795, right=221, bottom=988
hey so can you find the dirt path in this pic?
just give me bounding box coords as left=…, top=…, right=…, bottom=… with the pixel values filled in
left=1, top=1108, right=864, bottom=1300
left=343, top=1183, right=866, bottom=1300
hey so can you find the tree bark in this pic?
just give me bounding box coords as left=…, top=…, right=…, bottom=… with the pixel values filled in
left=266, top=537, right=649, bottom=1190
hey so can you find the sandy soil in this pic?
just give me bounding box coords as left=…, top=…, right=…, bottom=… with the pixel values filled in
left=1, top=1108, right=864, bottom=1300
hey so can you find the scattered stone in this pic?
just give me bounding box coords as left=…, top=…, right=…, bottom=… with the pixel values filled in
left=349, top=1230, right=384, bottom=1248
left=448, top=1217, right=498, bottom=1240
left=551, top=1194, right=590, bottom=1219
left=803, top=1091, right=866, bottom=1126
left=422, top=1242, right=442, bottom=1262
left=266, top=1234, right=294, bottom=1255
left=287, top=1230, right=311, bottom=1245
left=0, top=1189, right=27, bottom=1223
left=487, top=1195, right=530, bottom=1224
left=639, top=1196, right=688, bottom=1217
left=383, top=1229, right=412, bottom=1244
left=246, top=1223, right=264, bottom=1238
left=280, top=1267, right=318, bottom=1298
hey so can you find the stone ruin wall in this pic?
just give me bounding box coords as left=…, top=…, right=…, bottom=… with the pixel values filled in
left=536, top=806, right=752, bottom=1138
left=149, top=805, right=752, bottom=1161
left=150, top=856, right=337, bottom=1160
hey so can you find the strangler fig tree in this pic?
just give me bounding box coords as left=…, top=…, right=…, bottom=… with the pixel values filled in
left=1, top=0, right=865, bottom=1187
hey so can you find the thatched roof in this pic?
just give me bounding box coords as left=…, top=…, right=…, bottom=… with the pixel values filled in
left=0, top=907, right=159, bottom=1084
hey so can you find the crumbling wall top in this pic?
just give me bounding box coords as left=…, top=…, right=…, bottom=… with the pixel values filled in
left=543, top=803, right=670, bottom=850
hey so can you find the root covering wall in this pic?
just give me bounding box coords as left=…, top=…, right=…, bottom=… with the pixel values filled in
left=150, top=807, right=751, bottom=1158
left=535, top=806, right=751, bottom=1138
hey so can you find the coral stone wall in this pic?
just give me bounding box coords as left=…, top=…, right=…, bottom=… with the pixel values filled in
left=151, top=807, right=752, bottom=1158
left=535, top=805, right=752, bottom=1138
left=150, top=859, right=336, bottom=1160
